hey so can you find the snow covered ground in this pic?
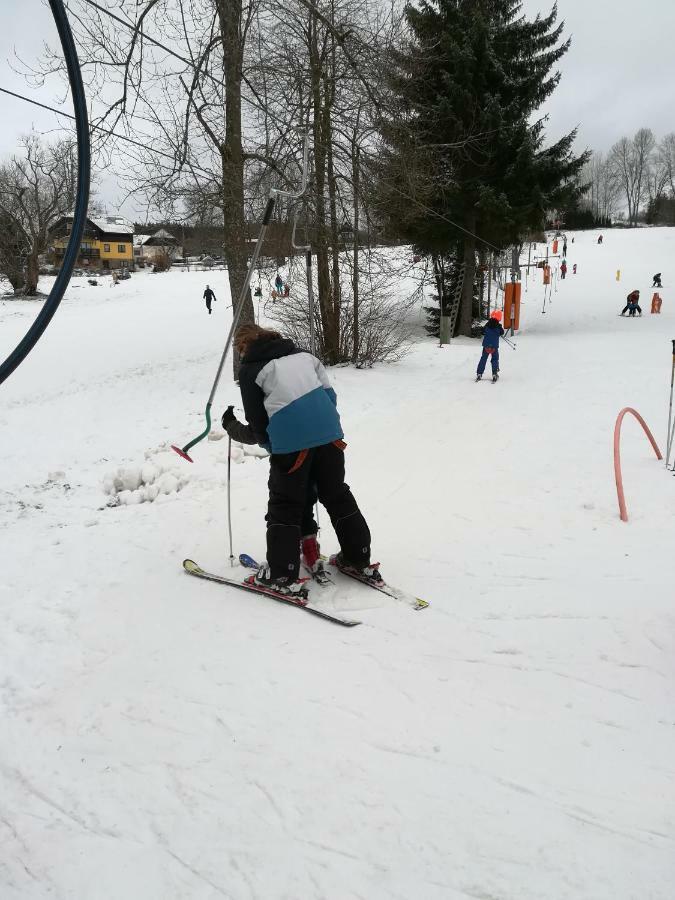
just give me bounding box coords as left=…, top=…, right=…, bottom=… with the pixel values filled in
left=1, top=230, right=674, bottom=899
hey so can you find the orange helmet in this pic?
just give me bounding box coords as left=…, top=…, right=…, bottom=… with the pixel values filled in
left=491, top=310, right=503, bottom=322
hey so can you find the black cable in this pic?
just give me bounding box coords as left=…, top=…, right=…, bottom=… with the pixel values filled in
left=0, top=0, right=90, bottom=387
left=0, top=86, right=218, bottom=183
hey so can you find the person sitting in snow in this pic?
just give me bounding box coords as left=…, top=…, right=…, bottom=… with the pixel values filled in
left=221, top=323, right=379, bottom=596
left=621, top=290, right=642, bottom=317
left=653, top=273, right=663, bottom=288
left=203, top=284, right=217, bottom=315
left=476, top=310, right=504, bottom=382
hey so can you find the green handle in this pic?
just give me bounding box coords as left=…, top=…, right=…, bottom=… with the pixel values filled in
left=182, top=402, right=212, bottom=454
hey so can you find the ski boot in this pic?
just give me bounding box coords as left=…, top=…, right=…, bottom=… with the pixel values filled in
left=249, top=565, right=310, bottom=602
left=301, top=535, right=331, bottom=584
left=332, top=552, right=384, bottom=586
left=475, top=374, right=482, bottom=382
left=492, top=372, right=499, bottom=383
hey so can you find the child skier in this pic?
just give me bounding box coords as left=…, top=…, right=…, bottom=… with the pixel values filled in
left=560, top=260, right=568, bottom=280
left=221, top=324, right=379, bottom=595
left=476, top=310, right=504, bottom=382
left=653, top=273, right=663, bottom=288
left=621, top=290, right=642, bottom=317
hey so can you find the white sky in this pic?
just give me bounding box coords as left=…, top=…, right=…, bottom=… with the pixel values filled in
left=1, top=1, right=674, bottom=213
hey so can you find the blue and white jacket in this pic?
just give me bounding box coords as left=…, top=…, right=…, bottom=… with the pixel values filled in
left=229, top=337, right=343, bottom=454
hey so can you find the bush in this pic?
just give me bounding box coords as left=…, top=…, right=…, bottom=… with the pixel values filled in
left=153, top=251, right=172, bottom=273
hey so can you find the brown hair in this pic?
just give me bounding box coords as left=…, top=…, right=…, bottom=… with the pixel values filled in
left=235, top=323, right=282, bottom=356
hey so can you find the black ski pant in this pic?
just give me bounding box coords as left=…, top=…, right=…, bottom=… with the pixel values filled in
left=205, top=299, right=212, bottom=314
left=266, top=442, right=371, bottom=580
left=621, top=304, right=642, bottom=316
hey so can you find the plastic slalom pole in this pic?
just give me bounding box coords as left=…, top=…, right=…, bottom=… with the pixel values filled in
left=172, top=132, right=311, bottom=462
left=666, top=339, right=675, bottom=468
left=227, top=437, right=235, bottom=565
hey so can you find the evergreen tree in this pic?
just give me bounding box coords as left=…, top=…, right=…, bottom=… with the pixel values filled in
left=375, top=1, right=589, bottom=336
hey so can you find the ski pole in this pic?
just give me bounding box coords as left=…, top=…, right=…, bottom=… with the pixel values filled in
left=502, top=335, right=517, bottom=350
left=667, top=339, right=675, bottom=468
left=227, top=437, right=235, bottom=565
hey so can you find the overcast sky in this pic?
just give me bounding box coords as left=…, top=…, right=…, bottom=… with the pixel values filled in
left=1, top=0, right=674, bottom=214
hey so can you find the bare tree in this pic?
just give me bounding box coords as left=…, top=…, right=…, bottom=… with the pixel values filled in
left=609, top=128, right=655, bottom=226
left=658, top=133, right=675, bottom=198
left=33, top=0, right=290, bottom=364
left=250, top=0, right=403, bottom=362
left=581, top=152, right=621, bottom=222
left=0, top=134, right=78, bottom=295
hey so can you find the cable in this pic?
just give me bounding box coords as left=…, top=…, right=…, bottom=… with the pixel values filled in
left=0, top=86, right=218, bottom=183
left=0, top=0, right=90, bottom=387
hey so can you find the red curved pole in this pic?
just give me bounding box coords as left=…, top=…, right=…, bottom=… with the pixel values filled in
left=613, top=408, right=663, bottom=522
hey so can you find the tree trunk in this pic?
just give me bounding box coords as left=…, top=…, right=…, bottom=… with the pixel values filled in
left=309, top=6, right=338, bottom=362
left=326, top=118, right=341, bottom=360
left=24, top=251, right=40, bottom=296
left=217, top=0, right=254, bottom=377
left=352, top=142, right=360, bottom=364
left=458, top=214, right=476, bottom=336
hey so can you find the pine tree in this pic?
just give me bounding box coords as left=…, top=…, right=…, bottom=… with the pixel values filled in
left=375, top=1, right=589, bottom=336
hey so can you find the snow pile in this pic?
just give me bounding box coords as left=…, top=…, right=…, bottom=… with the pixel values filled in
left=103, top=450, right=190, bottom=505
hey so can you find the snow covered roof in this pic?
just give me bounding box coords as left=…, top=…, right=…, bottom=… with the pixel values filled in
left=91, top=216, right=134, bottom=235
left=135, top=229, right=177, bottom=246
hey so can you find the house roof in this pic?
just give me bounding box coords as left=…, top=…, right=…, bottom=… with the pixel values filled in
left=152, top=228, right=176, bottom=240
left=91, top=216, right=134, bottom=235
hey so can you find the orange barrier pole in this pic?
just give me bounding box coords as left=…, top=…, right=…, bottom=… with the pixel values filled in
left=613, top=407, right=663, bottom=522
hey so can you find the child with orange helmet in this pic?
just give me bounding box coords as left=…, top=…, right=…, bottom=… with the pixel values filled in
left=476, top=310, right=505, bottom=382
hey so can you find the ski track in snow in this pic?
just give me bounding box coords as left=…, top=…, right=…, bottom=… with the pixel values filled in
left=2, top=236, right=675, bottom=898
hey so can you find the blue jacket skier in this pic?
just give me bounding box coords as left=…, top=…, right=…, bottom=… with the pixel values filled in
left=476, top=310, right=505, bottom=381
left=222, top=323, right=378, bottom=595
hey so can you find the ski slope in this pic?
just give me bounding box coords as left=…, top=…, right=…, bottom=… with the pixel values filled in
left=1, top=229, right=674, bottom=899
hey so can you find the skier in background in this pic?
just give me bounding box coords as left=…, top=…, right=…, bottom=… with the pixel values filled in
left=573, top=263, right=578, bottom=275
left=203, top=284, right=217, bottom=315
left=274, top=272, right=284, bottom=295
left=476, top=310, right=504, bottom=382
left=620, top=290, right=642, bottom=317
left=563, top=238, right=568, bottom=257
left=653, top=273, right=663, bottom=288
left=597, top=235, right=604, bottom=244
left=221, top=323, right=379, bottom=595
left=560, top=260, right=568, bottom=280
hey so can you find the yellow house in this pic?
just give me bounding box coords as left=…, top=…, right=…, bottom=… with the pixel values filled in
left=51, top=215, right=134, bottom=270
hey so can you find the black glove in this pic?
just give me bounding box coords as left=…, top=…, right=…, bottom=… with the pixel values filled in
left=221, top=405, right=236, bottom=429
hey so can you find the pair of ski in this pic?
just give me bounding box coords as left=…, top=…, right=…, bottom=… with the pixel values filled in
left=183, top=554, right=429, bottom=628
